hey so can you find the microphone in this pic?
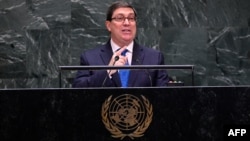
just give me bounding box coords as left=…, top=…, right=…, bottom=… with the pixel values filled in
left=101, top=56, right=119, bottom=87
left=114, top=56, right=119, bottom=62
left=136, top=59, right=153, bottom=87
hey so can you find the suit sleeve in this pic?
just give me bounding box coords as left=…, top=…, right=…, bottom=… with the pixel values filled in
left=155, top=52, right=169, bottom=86
left=72, top=53, right=115, bottom=87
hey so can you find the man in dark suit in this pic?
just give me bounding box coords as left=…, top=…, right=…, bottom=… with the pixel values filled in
left=72, top=1, right=169, bottom=87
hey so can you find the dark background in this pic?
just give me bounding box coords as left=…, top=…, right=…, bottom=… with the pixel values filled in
left=0, top=87, right=250, bottom=140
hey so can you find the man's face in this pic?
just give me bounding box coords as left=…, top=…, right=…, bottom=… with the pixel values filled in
left=106, top=7, right=137, bottom=47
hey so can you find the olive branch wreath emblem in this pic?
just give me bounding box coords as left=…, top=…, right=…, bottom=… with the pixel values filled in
left=101, top=95, right=153, bottom=140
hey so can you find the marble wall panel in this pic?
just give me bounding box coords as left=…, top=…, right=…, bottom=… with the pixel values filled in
left=160, top=0, right=208, bottom=27
left=159, top=27, right=208, bottom=85
left=207, top=0, right=250, bottom=27
left=207, top=27, right=250, bottom=85
left=25, top=28, right=71, bottom=88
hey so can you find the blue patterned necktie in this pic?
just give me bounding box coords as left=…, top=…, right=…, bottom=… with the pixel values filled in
left=119, top=49, right=130, bottom=87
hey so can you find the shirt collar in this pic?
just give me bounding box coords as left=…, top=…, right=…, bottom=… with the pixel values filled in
left=111, top=39, right=133, bottom=53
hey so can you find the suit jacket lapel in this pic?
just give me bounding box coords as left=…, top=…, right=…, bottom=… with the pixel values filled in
left=100, top=41, right=122, bottom=87
left=100, top=42, right=113, bottom=65
left=128, top=43, right=145, bottom=87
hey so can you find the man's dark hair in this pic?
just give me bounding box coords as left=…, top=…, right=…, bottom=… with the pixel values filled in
left=106, top=1, right=137, bottom=21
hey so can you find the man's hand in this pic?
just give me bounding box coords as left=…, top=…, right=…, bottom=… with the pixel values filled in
left=107, top=47, right=128, bottom=76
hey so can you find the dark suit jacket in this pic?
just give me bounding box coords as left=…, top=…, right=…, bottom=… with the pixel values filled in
left=72, top=40, right=169, bottom=87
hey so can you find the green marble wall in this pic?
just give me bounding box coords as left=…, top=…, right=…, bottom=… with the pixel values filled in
left=0, top=0, right=250, bottom=88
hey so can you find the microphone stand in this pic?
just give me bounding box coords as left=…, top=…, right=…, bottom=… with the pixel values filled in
left=101, top=56, right=119, bottom=87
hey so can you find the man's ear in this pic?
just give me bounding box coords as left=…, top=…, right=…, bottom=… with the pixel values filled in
left=105, top=21, right=111, bottom=32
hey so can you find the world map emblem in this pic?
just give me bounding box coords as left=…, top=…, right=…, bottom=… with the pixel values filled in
left=101, top=94, right=153, bottom=140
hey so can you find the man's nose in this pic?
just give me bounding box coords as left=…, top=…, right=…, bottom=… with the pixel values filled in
left=123, top=18, right=130, bottom=24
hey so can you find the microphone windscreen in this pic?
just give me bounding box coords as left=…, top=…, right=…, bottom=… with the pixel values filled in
left=114, top=56, right=119, bottom=61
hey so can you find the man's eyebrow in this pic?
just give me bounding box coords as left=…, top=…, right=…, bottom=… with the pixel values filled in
left=114, top=14, right=124, bottom=16
left=114, top=13, right=135, bottom=16
left=128, top=13, right=135, bottom=16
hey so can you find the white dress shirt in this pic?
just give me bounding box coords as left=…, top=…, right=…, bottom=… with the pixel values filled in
left=110, top=39, right=133, bottom=65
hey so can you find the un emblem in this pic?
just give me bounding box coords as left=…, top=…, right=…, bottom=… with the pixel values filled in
left=101, top=94, right=153, bottom=140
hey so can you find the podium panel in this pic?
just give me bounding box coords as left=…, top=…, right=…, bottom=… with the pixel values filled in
left=0, top=86, right=250, bottom=141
